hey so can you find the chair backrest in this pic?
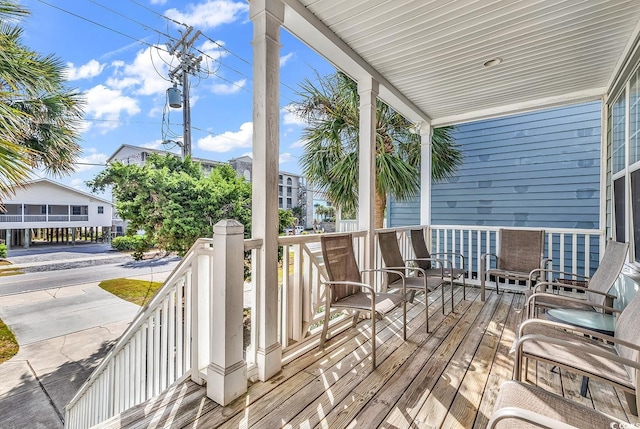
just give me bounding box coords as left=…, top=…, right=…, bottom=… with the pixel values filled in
left=497, top=229, right=545, bottom=273
left=321, top=233, right=362, bottom=303
left=410, top=229, right=431, bottom=271
left=614, top=287, right=640, bottom=388
left=587, top=240, right=629, bottom=306
left=377, top=230, right=406, bottom=285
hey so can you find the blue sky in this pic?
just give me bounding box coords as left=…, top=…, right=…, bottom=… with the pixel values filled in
left=19, top=0, right=335, bottom=193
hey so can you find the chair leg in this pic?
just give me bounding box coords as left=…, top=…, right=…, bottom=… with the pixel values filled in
left=462, top=275, right=466, bottom=300
left=371, top=310, right=377, bottom=369
left=319, top=303, right=331, bottom=350
left=352, top=311, right=360, bottom=328
left=450, top=277, right=455, bottom=314
left=425, top=288, right=430, bottom=333
left=407, top=289, right=416, bottom=303
left=441, top=285, right=446, bottom=315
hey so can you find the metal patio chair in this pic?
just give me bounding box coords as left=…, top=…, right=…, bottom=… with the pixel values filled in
left=488, top=380, right=630, bottom=428
left=320, top=233, right=406, bottom=369
left=481, top=229, right=550, bottom=299
left=410, top=228, right=467, bottom=302
left=377, top=230, right=447, bottom=332
left=526, top=240, right=628, bottom=319
left=513, top=287, right=640, bottom=416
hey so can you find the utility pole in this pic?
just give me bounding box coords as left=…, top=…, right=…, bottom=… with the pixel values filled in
left=167, top=27, right=202, bottom=159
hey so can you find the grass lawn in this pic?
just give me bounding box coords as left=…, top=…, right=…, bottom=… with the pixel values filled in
left=0, top=318, right=18, bottom=364
left=99, top=278, right=164, bottom=307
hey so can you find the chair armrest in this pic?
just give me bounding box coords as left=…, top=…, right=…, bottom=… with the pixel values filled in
left=531, top=282, right=616, bottom=299
left=361, top=268, right=409, bottom=293
left=406, top=257, right=447, bottom=271
left=367, top=266, right=426, bottom=278
left=528, top=268, right=589, bottom=283
left=432, top=252, right=465, bottom=267
left=514, top=332, right=640, bottom=372
left=517, top=318, right=640, bottom=352
left=488, top=407, right=582, bottom=429
left=526, top=292, right=621, bottom=318
left=322, top=280, right=375, bottom=294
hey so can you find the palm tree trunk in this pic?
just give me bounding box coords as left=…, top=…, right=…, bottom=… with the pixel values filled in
left=375, top=192, right=386, bottom=229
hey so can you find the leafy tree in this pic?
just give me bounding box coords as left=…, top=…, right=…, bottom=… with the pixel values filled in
left=278, top=209, right=296, bottom=234
left=0, top=1, right=84, bottom=200
left=292, top=71, right=462, bottom=228
left=88, top=154, right=252, bottom=255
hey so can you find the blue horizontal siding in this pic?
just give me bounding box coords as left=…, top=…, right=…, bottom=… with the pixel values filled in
left=388, top=101, right=601, bottom=230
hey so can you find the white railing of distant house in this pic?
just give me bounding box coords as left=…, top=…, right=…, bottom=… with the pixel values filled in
left=65, top=238, right=215, bottom=429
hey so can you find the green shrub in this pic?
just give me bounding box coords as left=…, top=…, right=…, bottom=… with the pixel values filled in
left=0, top=244, right=6, bottom=259
left=112, top=235, right=149, bottom=252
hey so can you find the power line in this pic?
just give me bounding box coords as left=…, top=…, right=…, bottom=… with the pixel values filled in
left=35, top=0, right=170, bottom=54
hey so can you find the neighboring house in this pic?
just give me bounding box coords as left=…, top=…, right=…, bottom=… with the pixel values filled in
left=388, top=101, right=601, bottom=229
left=107, top=146, right=313, bottom=229
left=387, top=101, right=602, bottom=274
left=0, top=178, right=113, bottom=250
left=107, top=144, right=225, bottom=173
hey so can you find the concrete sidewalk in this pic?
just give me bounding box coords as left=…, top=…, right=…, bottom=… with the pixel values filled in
left=0, top=272, right=171, bottom=428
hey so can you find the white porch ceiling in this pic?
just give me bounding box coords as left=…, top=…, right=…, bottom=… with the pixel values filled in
left=282, top=0, right=640, bottom=126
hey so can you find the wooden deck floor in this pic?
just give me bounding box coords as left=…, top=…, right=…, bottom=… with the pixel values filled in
left=95, top=285, right=640, bottom=428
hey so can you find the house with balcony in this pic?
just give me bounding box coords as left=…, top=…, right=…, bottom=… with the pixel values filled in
left=63, top=2, right=640, bottom=428
left=0, top=178, right=113, bottom=250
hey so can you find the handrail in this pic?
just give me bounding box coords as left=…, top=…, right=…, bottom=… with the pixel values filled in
left=64, top=238, right=215, bottom=429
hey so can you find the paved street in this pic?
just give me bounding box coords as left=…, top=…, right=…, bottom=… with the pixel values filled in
left=0, top=244, right=176, bottom=428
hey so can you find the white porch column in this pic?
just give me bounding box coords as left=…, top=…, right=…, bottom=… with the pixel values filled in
left=420, top=125, right=433, bottom=226
left=23, top=228, right=29, bottom=249
left=5, top=229, right=10, bottom=251
left=207, top=220, right=247, bottom=405
left=250, top=0, right=283, bottom=381
left=357, top=77, right=379, bottom=275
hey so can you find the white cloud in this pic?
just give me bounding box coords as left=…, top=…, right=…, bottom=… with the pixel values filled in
left=84, top=84, right=141, bottom=131
left=151, top=0, right=167, bottom=4
left=197, top=122, right=252, bottom=152
left=290, top=139, right=307, bottom=149
left=74, top=152, right=108, bottom=172
left=66, top=59, right=105, bottom=81
left=280, top=52, right=294, bottom=67
left=279, top=152, right=293, bottom=164
left=211, top=78, right=246, bottom=95
left=282, top=105, right=306, bottom=126
left=164, top=1, right=249, bottom=29
left=106, top=46, right=176, bottom=96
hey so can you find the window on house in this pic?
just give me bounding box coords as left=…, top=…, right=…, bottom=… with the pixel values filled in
left=287, top=177, right=292, bottom=186
left=41, top=205, right=47, bottom=214
left=630, top=68, right=640, bottom=164
left=72, top=206, right=81, bottom=215
left=278, top=197, right=283, bottom=207
left=612, top=94, right=626, bottom=174
left=287, top=198, right=292, bottom=208
left=287, top=187, right=292, bottom=196
left=279, top=175, right=283, bottom=184
left=98, top=206, right=104, bottom=214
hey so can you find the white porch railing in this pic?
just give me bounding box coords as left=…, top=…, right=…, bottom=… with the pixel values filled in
left=65, top=238, right=215, bottom=429
left=65, top=224, right=604, bottom=427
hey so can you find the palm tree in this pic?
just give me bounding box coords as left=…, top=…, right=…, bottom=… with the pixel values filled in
left=0, top=0, right=84, bottom=200
left=292, top=71, right=462, bottom=228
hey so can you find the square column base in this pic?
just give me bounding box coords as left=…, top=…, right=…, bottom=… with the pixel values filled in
left=257, top=342, right=282, bottom=381
left=206, top=360, right=247, bottom=406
